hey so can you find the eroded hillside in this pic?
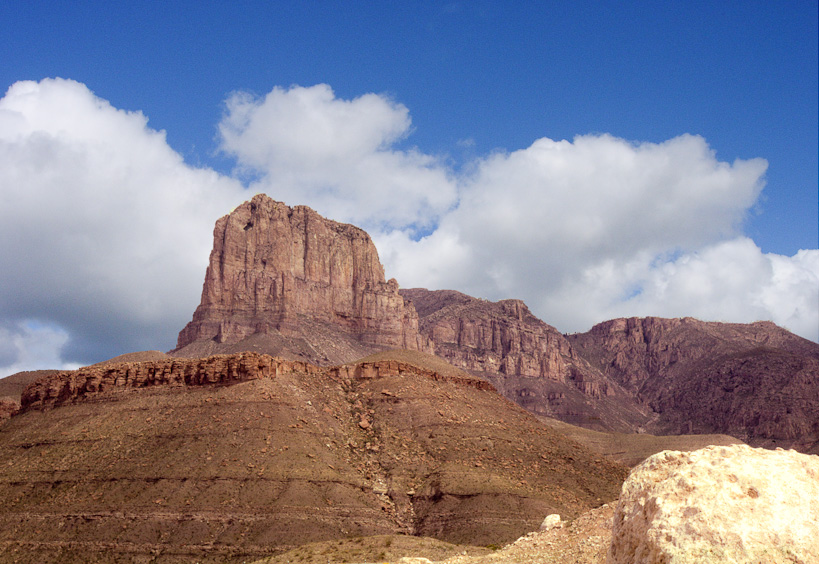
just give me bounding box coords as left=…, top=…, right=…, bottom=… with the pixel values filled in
left=0, top=351, right=626, bottom=563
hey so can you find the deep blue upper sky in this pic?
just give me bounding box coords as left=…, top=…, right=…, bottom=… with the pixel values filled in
left=2, top=0, right=817, bottom=255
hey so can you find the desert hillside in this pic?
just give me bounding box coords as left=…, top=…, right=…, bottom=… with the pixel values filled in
left=0, top=351, right=626, bottom=563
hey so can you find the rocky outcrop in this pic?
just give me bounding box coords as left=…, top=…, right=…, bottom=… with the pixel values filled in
left=608, top=445, right=819, bottom=563
left=401, top=289, right=649, bottom=432
left=568, top=317, right=818, bottom=393
left=0, top=398, right=17, bottom=424
left=403, top=289, right=589, bottom=384
left=569, top=317, right=819, bottom=451
left=175, top=194, right=429, bottom=363
left=20, top=353, right=316, bottom=411
left=20, top=353, right=496, bottom=413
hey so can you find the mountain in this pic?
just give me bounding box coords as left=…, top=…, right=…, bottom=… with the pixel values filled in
left=174, top=194, right=430, bottom=364
left=0, top=351, right=626, bottom=563
left=400, top=288, right=650, bottom=432
left=171, top=196, right=819, bottom=453
left=402, top=290, right=819, bottom=454
left=568, top=317, right=819, bottom=453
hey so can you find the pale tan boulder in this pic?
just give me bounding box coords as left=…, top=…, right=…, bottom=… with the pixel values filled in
left=608, top=444, right=819, bottom=563
left=540, top=513, right=563, bottom=531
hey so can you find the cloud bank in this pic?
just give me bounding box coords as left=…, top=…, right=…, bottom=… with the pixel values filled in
left=0, top=79, right=247, bottom=375
left=0, top=79, right=816, bottom=376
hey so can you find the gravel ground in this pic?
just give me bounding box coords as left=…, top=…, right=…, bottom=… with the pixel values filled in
left=436, top=503, right=613, bottom=564
left=343, top=503, right=615, bottom=564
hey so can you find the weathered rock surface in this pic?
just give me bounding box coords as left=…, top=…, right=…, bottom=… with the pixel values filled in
left=402, top=289, right=576, bottom=382
left=0, top=370, right=57, bottom=402
left=175, top=194, right=429, bottom=364
left=21, top=352, right=316, bottom=411
left=0, top=398, right=16, bottom=425
left=20, top=352, right=494, bottom=413
left=401, top=289, right=650, bottom=432
left=0, top=370, right=54, bottom=426
left=569, top=317, right=819, bottom=452
left=607, top=444, right=819, bottom=564
left=2, top=351, right=627, bottom=564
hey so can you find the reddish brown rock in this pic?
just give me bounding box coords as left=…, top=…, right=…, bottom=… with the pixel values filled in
left=20, top=352, right=493, bottom=413
left=401, top=289, right=649, bottom=432
left=0, top=397, right=17, bottom=424
left=20, top=352, right=318, bottom=411
left=568, top=317, right=819, bottom=452
left=3, top=350, right=627, bottom=563
left=403, top=289, right=578, bottom=382
left=175, top=194, right=430, bottom=363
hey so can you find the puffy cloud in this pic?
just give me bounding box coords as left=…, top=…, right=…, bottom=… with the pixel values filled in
left=376, top=133, right=816, bottom=341
left=379, top=134, right=768, bottom=290
left=526, top=239, right=819, bottom=341
left=0, top=79, right=816, bottom=377
left=218, top=84, right=457, bottom=235
left=621, top=240, right=819, bottom=340
left=0, top=78, right=247, bottom=375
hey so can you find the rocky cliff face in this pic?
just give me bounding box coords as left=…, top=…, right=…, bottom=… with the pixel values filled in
left=21, top=353, right=315, bottom=411
left=568, top=317, right=819, bottom=452
left=20, top=352, right=494, bottom=413
left=175, top=194, right=429, bottom=363
left=401, top=289, right=650, bottom=432
left=0, top=398, right=16, bottom=425
left=568, top=317, right=817, bottom=392
left=402, top=289, right=576, bottom=381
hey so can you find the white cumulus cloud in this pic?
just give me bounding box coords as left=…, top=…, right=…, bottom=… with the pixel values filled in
left=0, top=78, right=247, bottom=374
left=0, top=79, right=816, bottom=377
left=218, top=84, right=457, bottom=235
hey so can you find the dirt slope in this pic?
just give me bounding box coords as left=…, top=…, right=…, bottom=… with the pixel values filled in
left=0, top=351, right=626, bottom=563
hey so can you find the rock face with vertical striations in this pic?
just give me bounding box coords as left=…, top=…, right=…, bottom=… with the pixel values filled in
left=174, top=194, right=430, bottom=364
left=400, top=288, right=650, bottom=432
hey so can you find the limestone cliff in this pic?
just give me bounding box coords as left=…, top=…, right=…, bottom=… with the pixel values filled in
left=401, top=289, right=649, bottom=432
left=174, top=194, right=429, bottom=363
left=402, top=289, right=578, bottom=382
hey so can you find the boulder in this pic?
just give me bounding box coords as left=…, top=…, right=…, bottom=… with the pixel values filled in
left=539, top=513, right=563, bottom=531
left=608, top=444, right=819, bottom=563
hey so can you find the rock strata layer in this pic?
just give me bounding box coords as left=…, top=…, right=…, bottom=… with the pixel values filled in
left=608, top=444, right=819, bottom=564
left=401, top=289, right=649, bottom=432
left=175, top=194, right=429, bottom=364
left=20, top=353, right=494, bottom=413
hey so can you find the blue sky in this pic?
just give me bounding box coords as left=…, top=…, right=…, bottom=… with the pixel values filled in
left=0, top=1, right=817, bottom=373
left=4, top=1, right=816, bottom=252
